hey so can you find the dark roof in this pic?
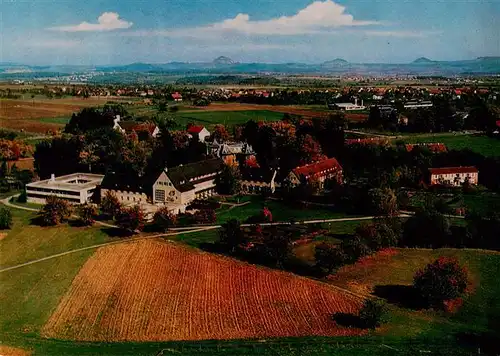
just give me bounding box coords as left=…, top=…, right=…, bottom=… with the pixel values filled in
left=429, top=166, right=478, bottom=175
left=101, top=172, right=150, bottom=195
left=167, top=158, right=224, bottom=191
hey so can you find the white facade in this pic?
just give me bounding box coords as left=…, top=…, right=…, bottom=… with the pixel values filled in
left=188, top=127, right=211, bottom=143
left=430, top=170, right=478, bottom=186
left=26, top=173, right=104, bottom=204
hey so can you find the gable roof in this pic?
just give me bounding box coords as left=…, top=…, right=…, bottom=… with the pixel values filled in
left=167, top=158, right=224, bottom=192
left=187, top=125, right=206, bottom=134
left=101, top=172, right=151, bottom=195
left=429, top=166, right=478, bottom=175
left=292, top=158, right=342, bottom=179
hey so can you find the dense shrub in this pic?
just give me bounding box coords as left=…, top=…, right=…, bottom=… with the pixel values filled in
left=153, top=207, right=177, bottom=231
left=0, top=206, right=13, bottom=229
left=191, top=209, right=216, bottom=224
left=186, top=199, right=221, bottom=211
left=116, top=205, right=146, bottom=233
left=358, top=299, right=388, bottom=329
left=38, top=196, right=73, bottom=226
left=315, top=243, right=347, bottom=274
left=340, top=236, right=371, bottom=264
left=17, top=190, right=27, bottom=203
left=78, top=204, right=98, bottom=226
left=413, top=257, right=469, bottom=308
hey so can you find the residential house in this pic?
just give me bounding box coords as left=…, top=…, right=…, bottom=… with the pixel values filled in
left=172, top=92, right=183, bottom=102
left=208, top=140, right=255, bottom=166
left=428, top=166, right=478, bottom=186
left=286, top=158, right=343, bottom=189
left=187, top=125, right=210, bottom=143
left=114, top=120, right=160, bottom=138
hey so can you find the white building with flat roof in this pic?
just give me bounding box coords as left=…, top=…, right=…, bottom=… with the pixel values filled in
left=26, top=173, right=104, bottom=204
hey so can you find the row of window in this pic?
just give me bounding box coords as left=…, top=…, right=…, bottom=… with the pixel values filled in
left=26, top=187, right=81, bottom=196
left=157, top=181, right=172, bottom=187
left=27, top=192, right=81, bottom=202
left=121, top=195, right=144, bottom=202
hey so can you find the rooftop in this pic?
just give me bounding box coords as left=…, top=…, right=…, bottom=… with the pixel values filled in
left=293, top=158, right=342, bottom=179
left=27, top=173, right=104, bottom=191
left=429, top=166, right=478, bottom=175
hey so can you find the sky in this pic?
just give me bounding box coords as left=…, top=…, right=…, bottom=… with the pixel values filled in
left=1, top=0, right=499, bottom=65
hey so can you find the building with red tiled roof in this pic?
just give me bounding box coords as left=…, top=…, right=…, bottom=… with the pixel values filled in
left=187, top=125, right=210, bottom=142
left=171, top=92, right=183, bottom=101
left=429, top=166, right=478, bottom=186
left=287, top=158, right=343, bottom=189
left=405, top=143, right=447, bottom=153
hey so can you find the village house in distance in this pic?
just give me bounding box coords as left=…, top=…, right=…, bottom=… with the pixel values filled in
left=429, top=166, right=479, bottom=186
left=101, top=158, right=224, bottom=214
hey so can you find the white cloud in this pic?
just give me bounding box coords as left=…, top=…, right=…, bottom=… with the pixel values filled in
left=129, top=1, right=378, bottom=37
left=49, top=12, right=132, bottom=32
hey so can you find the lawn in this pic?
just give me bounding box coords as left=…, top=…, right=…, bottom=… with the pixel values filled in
left=408, top=190, right=500, bottom=215
left=175, top=110, right=284, bottom=129
left=215, top=197, right=353, bottom=224
left=329, top=248, right=500, bottom=340
left=402, top=134, right=500, bottom=157
left=0, top=208, right=119, bottom=269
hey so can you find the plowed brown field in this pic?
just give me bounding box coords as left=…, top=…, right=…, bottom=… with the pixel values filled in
left=186, top=103, right=368, bottom=121
left=0, top=97, right=127, bottom=132
left=43, top=240, right=365, bottom=341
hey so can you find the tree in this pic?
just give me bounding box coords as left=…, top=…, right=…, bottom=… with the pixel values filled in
left=153, top=206, right=177, bottom=231
left=262, top=228, right=292, bottom=268
left=0, top=206, right=13, bottom=229
left=358, top=299, right=388, bottom=329
left=340, top=236, right=371, bottom=264
left=368, top=188, right=398, bottom=216
left=219, top=219, right=244, bottom=253
left=402, top=209, right=451, bottom=248
left=212, top=124, right=230, bottom=143
left=355, top=221, right=399, bottom=251
left=78, top=204, right=98, bottom=226
left=413, top=257, right=469, bottom=308
left=116, top=205, right=146, bottom=233
left=100, top=191, right=122, bottom=219
left=38, top=196, right=74, bottom=226
left=215, top=165, right=241, bottom=195
left=315, top=243, right=346, bottom=274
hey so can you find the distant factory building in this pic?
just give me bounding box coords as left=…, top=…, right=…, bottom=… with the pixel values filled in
left=328, top=98, right=366, bottom=111
left=403, top=101, right=433, bottom=109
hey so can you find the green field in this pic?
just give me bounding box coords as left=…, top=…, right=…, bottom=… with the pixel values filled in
left=215, top=197, right=355, bottom=224
left=1, top=205, right=499, bottom=355
left=402, top=134, right=500, bottom=157
left=0, top=209, right=118, bottom=269
left=175, top=110, right=284, bottom=129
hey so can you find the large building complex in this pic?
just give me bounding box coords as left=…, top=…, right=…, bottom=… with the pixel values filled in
left=26, top=173, right=104, bottom=204
left=101, top=159, right=224, bottom=214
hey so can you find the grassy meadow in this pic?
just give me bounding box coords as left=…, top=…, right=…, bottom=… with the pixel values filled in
left=402, top=134, right=500, bottom=157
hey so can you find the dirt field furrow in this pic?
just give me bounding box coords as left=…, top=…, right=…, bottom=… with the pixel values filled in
left=43, top=239, right=365, bottom=341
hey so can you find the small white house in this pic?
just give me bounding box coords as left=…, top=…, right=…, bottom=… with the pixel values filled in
left=187, top=125, right=210, bottom=143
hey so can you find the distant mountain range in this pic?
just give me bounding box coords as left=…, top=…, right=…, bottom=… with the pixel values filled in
left=1, top=57, right=499, bottom=79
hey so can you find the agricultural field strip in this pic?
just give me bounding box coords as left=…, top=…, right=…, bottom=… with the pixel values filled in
left=43, top=239, right=365, bottom=341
